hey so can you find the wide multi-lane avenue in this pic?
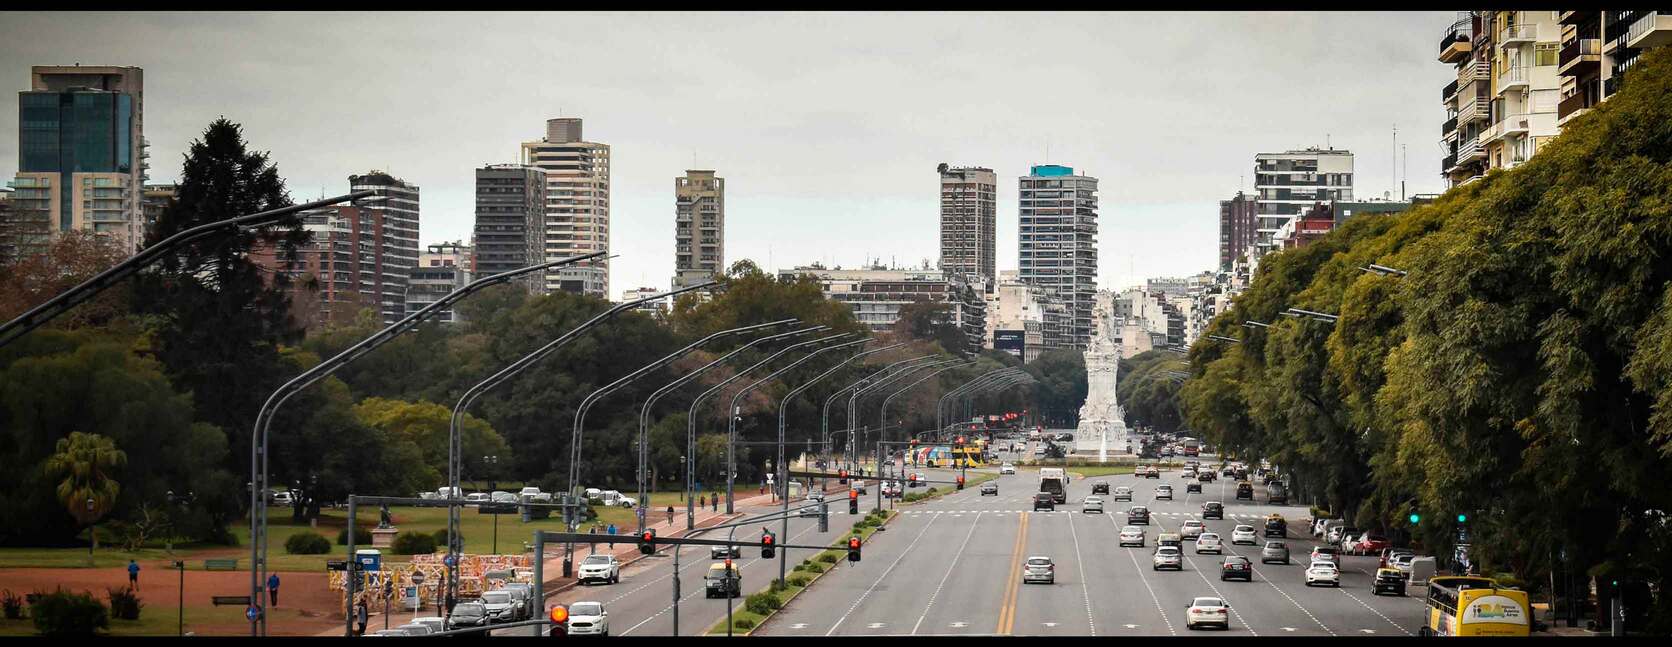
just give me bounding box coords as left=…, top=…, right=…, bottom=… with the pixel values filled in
left=754, top=445, right=1426, bottom=637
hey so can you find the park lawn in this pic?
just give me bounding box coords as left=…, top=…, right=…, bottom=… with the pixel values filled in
left=0, top=604, right=269, bottom=636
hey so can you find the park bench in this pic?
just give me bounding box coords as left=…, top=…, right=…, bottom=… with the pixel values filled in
left=204, top=558, right=239, bottom=571
left=211, top=595, right=252, bottom=606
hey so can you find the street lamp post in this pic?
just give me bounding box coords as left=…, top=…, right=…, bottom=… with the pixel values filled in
left=846, top=357, right=957, bottom=475
left=247, top=253, right=604, bottom=635
left=937, top=368, right=1025, bottom=433
left=684, top=332, right=854, bottom=514
left=484, top=455, right=499, bottom=554
left=86, top=497, right=96, bottom=565
left=823, top=355, right=939, bottom=473
left=0, top=190, right=381, bottom=350
left=447, top=280, right=713, bottom=593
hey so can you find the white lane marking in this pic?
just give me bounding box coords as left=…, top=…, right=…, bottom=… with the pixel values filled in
left=867, top=622, right=887, bottom=629
left=790, top=623, right=809, bottom=629
left=824, top=512, right=944, bottom=636
left=949, top=621, right=968, bottom=628
left=910, top=511, right=983, bottom=634
left=1123, top=623, right=1140, bottom=629
left=1042, top=622, right=1058, bottom=627
left=1283, top=627, right=1297, bottom=631
left=1338, top=589, right=1415, bottom=636
left=1065, top=512, right=1097, bottom=636
left=1112, top=513, right=1176, bottom=636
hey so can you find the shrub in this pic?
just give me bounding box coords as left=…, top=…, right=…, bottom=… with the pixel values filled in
left=788, top=576, right=810, bottom=587
left=284, top=532, right=332, bottom=555
left=389, top=531, right=437, bottom=555
left=336, top=527, right=372, bottom=546
left=817, top=553, right=839, bottom=564
left=791, top=563, right=805, bottom=572
left=2, top=589, right=24, bottom=619
left=744, top=592, right=776, bottom=615
left=105, top=587, right=142, bottom=621
left=804, top=562, right=824, bottom=573
left=29, top=588, right=108, bottom=636
left=769, top=579, right=788, bottom=593
left=733, top=617, right=756, bottom=630
left=431, top=528, right=460, bottom=549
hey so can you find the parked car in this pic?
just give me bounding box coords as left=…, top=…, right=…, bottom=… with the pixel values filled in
left=1113, top=486, right=1134, bottom=502
left=1388, top=552, right=1417, bottom=574
left=577, top=554, right=620, bottom=585
left=1022, top=556, right=1056, bottom=584
left=1127, top=505, right=1151, bottom=525
left=1033, top=492, right=1055, bottom=511
left=270, top=490, right=295, bottom=506
left=1082, top=496, right=1105, bottom=514
left=1380, top=547, right=1415, bottom=569
left=1180, top=520, right=1206, bottom=540
left=980, top=482, right=999, bottom=496
left=490, top=491, right=519, bottom=504
left=1202, top=501, right=1224, bottom=520
left=1327, top=525, right=1358, bottom=546
left=1372, top=567, right=1409, bottom=596
left=1261, top=540, right=1291, bottom=564
left=1194, top=533, right=1224, bottom=554
left=1305, top=562, right=1342, bottom=587
left=1221, top=555, right=1254, bottom=582
left=411, top=617, right=447, bottom=634
left=446, top=601, right=489, bottom=630
left=464, top=492, right=491, bottom=506
left=518, top=486, right=552, bottom=503
left=1351, top=533, right=1391, bottom=556
left=1230, top=525, right=1258, bottom=545
left=1185, top=596, right=1231, bottom=631
left=1152, top=546, right=1184, bottom=571
left=566, top=600, right=609, bottom=636
left=1119, top=525, right=1146, bottom=547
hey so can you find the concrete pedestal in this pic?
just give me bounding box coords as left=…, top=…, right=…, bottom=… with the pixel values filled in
left=371, top=527, right=398, bottom=549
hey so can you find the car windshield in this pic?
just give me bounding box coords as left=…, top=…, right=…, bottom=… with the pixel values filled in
left=1236, top=526, right=1254, bottom=532
left=1194, top=597, right=1225, bottom=607
left=482, top=592, right=510, bottom=604
left=583, top=555, right=611, bottom=565
left=1311, top=563, right=1337, bottom=571
left=1157, top=547, right=1179, bottom=555
left=1200, top=534, right=1219, bottom=540
left=454, top=603, right=485, bottom=616
left=570, top=602, right=603, bottom=616
left=1315, top=547, right=1338, bottom=554
left=1027, top=558, right=1051, bottom=565
left=1226, top=556, right=1249, bottom=564
left=1266, top=542, right=1286, bottom=549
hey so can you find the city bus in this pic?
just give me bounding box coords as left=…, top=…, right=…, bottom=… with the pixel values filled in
left=1418, top=575, right=1530, bottom=636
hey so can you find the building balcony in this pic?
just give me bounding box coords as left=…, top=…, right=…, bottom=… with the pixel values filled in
left=1627, top=11, right=1672, bottom=49
left=1457, top=136, right=1486, bottom=163
left=1457, top=96, right=1490, bottom=123
left=1442, top=78, right=1459, bottom=102
left=1440, top=17, right=1475, bottom=62
left=1442, top=115, right=1458, bottom=135
left=1559, top=37, right=1601, bottom=76
left=1458, top=60, right=1491, bottom=87
left=1559, top=10, right=1593, bottom=26
left=1441, top=153, right=1458, bottom=171
left=1499, top=65, right=1529, bottom=91
left=1480, top=119, right=1506, bottom=145
left=1500, top=23, right=1538, bottom=45
left=1502, top=113, right=1531, bottom=137
left=1558, top=91, right=1593, bottom=123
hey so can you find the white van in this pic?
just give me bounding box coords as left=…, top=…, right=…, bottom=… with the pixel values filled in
left=270, top=490, right=295, bottom=506
left=1405, top=556, right=1437, bottom=585
left=584, top=488, right=603, bottom=500
left=436, top=486, right=462, bottom=499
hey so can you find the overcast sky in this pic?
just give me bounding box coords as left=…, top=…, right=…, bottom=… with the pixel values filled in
left=1, top=11, right=1454, bottom=293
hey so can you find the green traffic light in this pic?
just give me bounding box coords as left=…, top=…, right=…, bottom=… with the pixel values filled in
left=1457, top=513, right=1468, bottom=523
left=1408, top=513, right=1420, bottom=524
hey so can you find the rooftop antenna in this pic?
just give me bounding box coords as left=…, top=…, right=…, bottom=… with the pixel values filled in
left=1326, top=133, right=1331, bottom=150
left=1392, top=124, right=1398, bottom=199
left=1402, top=144, right=1408, bottom=201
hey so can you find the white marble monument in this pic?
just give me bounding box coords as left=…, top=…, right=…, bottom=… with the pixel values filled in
left=1076, top=293, right=1131, bottom=461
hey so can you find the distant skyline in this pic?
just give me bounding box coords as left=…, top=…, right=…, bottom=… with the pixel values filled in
left=0, top=11, right=1452, bottom=292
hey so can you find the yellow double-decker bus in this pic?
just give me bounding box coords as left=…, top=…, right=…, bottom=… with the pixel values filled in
left=1419, top=575, right=1530, bottom=636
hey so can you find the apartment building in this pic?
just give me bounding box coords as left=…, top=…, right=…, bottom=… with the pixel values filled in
left=349, top=171, right=421, bottom=325
left=621, top=287, right=667, bottom=314
left=1018, top=164, right=1099, bottom=348
left=9, top=65, right=147, bottom=258
left=404, top=242, right=472, bottom=323
left=522, top=118, right=610, bottom=297
left=937, top=164, right=997, bottom=289
left=1218, top=191, right=1258, bottom=272
left=472, top=164, right=547, bottom=292
left=983, top=270, right=1069, bottom=362
left=778, top=266, right=987, bottom=355
left=1557, top=11, right=1672, bottom=126
left=1252, top=149, right=1354, bottom=255
left=674, top=169, right=724, bottom=289
left=141, top=182, right=175, bottom=240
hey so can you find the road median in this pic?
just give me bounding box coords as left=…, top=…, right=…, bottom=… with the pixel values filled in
left=707, top=508, right=897, bottom=635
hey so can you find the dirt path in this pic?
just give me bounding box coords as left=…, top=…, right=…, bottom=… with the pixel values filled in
left=0, top=564, right=340, bottom=636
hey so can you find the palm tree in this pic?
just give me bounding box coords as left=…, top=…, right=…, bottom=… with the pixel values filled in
left=43, top=432, right=127, bottom=548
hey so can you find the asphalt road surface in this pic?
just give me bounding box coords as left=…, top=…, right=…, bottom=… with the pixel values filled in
left=756, top=449, right=1425, bottom=637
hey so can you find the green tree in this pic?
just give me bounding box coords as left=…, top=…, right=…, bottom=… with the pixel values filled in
left=43, top=432, right=126, bottom=528
left=352, top=397, right=509, bottom=487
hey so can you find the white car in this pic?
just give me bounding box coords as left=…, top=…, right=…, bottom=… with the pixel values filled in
left=1185, top=596, right=1231, bottom=630
left=566, top=600, right=609, bottom=636
left=270, top=490, right=294, bottom=506
left=490, top=491, right=519, bottom=504
left=1180, top=520, right=1207, bottom=540
left=464, top=492, right=491, bottom=506
left=1022, top=556, right=1055, bottom=584
left=1152, top=546, right=1184, bottom=571
left=518, top=486, right=552, bottom=503
left=806, top=491, right=825, bottom=502
left=1119, top=525, right=1146, bottom=547
left=1000, top=463, right=1016, bottom=475
left=1112, top=486, right=1133, bottom=502
left=577, top=554, right=620, bottom=585
left=1230, top=525, right=1258, bottom=545
left=1082, top=496, right=1105, bottom=514
left=395, top=622, right=434, bottom=636
left=1194, top=533, right=1224, bottom=554
left=1155, top=485, right=1174, bottom=500
left=1305, top=562, right=1342, bottom=587
left=410, top=617, right=446, bottom=634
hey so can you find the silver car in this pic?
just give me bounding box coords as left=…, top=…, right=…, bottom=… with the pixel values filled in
left=1082, top=496, right=1105, bottom=514
left=1261, top=540, right=1291, bottom=564
left=1195, top=533, right=1224, bottom=554
left=1112, top=486, right=1133, bottom=502
left=1152, top=546, right=1184, bottom=571
left=1022, top=556, right=1055, bottom=584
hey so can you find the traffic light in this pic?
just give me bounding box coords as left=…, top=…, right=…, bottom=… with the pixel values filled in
left=849, top=489, right=860, bottom=514
left=548, top=604, right=569, bottom=636
left=956, top=475, right=965, bottom=490
left=761, top=530, right=776, bottom=559
left=847, top=536, right=862, bottom=563
left=638, top=530, right=656, bottom=555
left=1457, top=513, right=1468, bottom=523
left=1408, top=513, right=1421, bottom=524
left=839, top=469, right=848, bottom=485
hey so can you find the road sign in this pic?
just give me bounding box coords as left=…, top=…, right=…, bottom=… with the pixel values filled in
left=411, top=573, right=426, bottom=585
left=246, top=606, right=260, bottom=621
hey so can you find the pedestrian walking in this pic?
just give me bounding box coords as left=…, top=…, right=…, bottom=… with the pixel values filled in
left=607, top=523, right=617, bottom=549
left=699, top=494, right=706, bottom=509
left=267, top=572, right=281, bottom=607
left=355, top=598, right=369, bottom=636
left=588, top=524, right=598, bottom=555
left=665, top=505, right=675, bottom=526
left=711, top=494, right=717, bottom=512
left=127, top=559, right=140, bottom=590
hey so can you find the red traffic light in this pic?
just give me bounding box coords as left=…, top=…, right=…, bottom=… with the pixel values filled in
left=642, top=531, right=653, bottom=541
left=955, top=436, right=965, bottom=445
left=762, top=533, right=774, bottom=545
left=848, top=537, right=861, bottom=549
left=849, top=489, right=858, bottom=500
left=550, top=605, right=569, bottom=624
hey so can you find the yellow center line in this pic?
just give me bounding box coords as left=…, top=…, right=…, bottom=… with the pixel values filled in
left=997, top=510, right=1029, bottom=634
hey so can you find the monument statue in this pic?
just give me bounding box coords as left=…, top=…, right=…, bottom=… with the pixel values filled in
left=1075, top=292, right=1130, bottom=461
left=378, top=504, right=393, bottom=529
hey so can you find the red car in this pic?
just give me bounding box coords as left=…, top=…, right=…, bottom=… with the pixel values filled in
left=1350, top=533, right=1391, bottom=556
